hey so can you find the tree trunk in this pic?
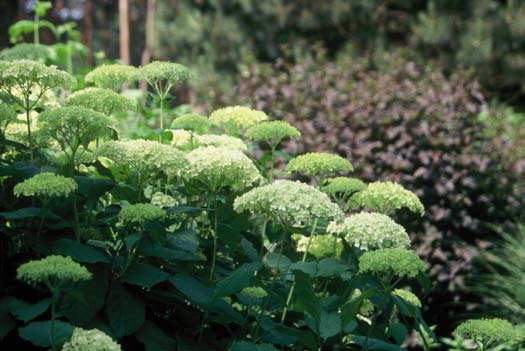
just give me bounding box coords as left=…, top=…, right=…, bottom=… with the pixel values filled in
left=119, top=0, right=130, bottom=64
left=82, top=0, right=94, bottom=65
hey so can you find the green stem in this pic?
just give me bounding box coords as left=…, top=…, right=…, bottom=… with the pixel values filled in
left=281, top=218, right=318, bottom=322
left=159, top=97, right=164, bottom=142
left=72, top=194, right=80, bottom=241
left=66, top=42, right=73, bottom=74
left=364, top=283, right=391, bottom=351
left=258, top=219, right=268, bottom=259
left=269, top=147, right=275, bottom=181
left=209, top=194, right=219, bottom=279
left=25, top=108, right=33, bottom=160
left=50, top=290, right=57, bottom=351
left=34, top=14, right=39, bottom=44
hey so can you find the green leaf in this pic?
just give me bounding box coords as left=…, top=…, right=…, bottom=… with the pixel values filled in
left=416, top=271, right=431, bottom=295
left=18, top=320, right=74, bottom=348
left=106, top=284, right=145, bottom=337
left=61, top=267, right=108, bottom=325
left=265, top=252, right=291, bottom=273
left=230, top=341, right=280, bottom=351
left=122, top=262, right=169, bottom=288
left=0, top=297, right=16, bottom=339
left=8, top=298, right=51, bottom=323
left=135, top=321, right=176, bottom=351
left=169, top=274, right=213, bottom=307
left=0, top=207, right=43, bottom=219
left=289, top=261, right=317, bottom=276
left=388, top=323, right=408, bottom=345
left=319, top=310, right=341, bottom=340
left=214, top=262, right=261, bottom=298
left=74, top=176, right=114, bottom=202
left=240, top=238, right=258, bottom=262
left=350, top=335, right=407, bottom=351
left=341, top=288, right=377, bottom=330
left=316, top=258, right=350, bottom=277
left=53, top=238, right=110, bottom=264
left=294, top=271, right=321, bottom=327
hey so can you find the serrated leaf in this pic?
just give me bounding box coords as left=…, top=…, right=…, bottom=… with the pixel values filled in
left=106, top=284, right=145, bottom=337
left=18, top=320, right=74, bottom=348
left=135, top=321, right=176, bottom=351
left=289, top=261, right=317, bottom=276
left=319, top=310, right=341, bottom=340
left=53, top=238, right=109, bottom=263
left=8, top=298, right=51, bottom=323
left=316, top=258, right=349, bottom=277
left=122, top=262, right=169, bottom=288
left=388, top=322, right=408, bottom=345
left=169, top=274, right=213, bottom=307
left=240, top=238, right=258, bottom=262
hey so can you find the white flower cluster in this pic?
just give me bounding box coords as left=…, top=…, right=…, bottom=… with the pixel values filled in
left=234, top=180, right=343, bottom=226
left=95, top=140, right=187, bottom=179
left=151, top=192, right=179, bottom=208
left=62, top=328, right=121, bottom=351
left=171, top=130, right=247, bottom=151
left=327, top=212, right=410, bottom=251
left=351, top=181, right=425, bottom=215
left=184, top=146, right=261, bottom=192
left=209, top=106, right=268, bottom=133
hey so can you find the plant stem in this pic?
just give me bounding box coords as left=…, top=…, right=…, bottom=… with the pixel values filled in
left=258, top=219, right=268, bottom=259
left=25, top=108, right=33, bottom=160
left=159, top=97, right=164, bottom=142
left=209, top=194, right=219, bottom=279
left=281, top=218, right=318, bottom=322
left=34, top=13, right=39, bottom=44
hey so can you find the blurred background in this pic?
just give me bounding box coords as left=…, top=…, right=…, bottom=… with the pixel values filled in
left=1, top=0, right=525, bottom=343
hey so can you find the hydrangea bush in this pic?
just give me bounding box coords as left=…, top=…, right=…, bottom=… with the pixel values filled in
left=0, top=49, right=518, bottom=351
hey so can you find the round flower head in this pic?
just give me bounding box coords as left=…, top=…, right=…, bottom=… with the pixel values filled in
left=184, top=146, right=261, bottom=192
left=0, top=43, right=52, bottom=63
left=295, top=233, right=343, bottom=259
left=38, top=106, right=113, bottom=155
left=359, top=248, right=426, bottom=279
left=393, top=289, right=422, bottom=308
left=65, top=87, right=135, bottom=115
left=95, top=140, right=188, bottom=179
left=151, top=192, right=179, bottom=208
left=209, top=106, right=268, bottom=135
left=245, top=121, right=301, bottom=148
left=351, top=181, right=424, bottom=215
left=171, top=113, right=211, bottom=134
left=17, top=255, right=92, bottom=288
left=455, top=318, right=518, bottom=346
left=321, top=177, right=366, bottom=200
left=286, top=152, right=353, bottom=181
left=119, top=203, right=165, bottom=224
left=327, top=212, right=410, bottom=251
left=170, top=130, right=247, bottom=151
left=14, top=173, right=77, bottom=198
left=62, top=327, right=121, bottom=351
left=233, top=179, right=343, bottom=226
left=138, top=61, right=192, bottom=87
left=239, top=286, right=268, bottom=300
left=85, top=64, right=137, bottom=90
left=0, top=60, right=75, bottom=110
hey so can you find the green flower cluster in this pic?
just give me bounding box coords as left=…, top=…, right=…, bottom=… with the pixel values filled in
left=184, top=146, right=261, bottom=192
left=62, top=327, right=121, bottom=351
left=119, top=203, right=165, bottom=224
left=209, top=106, right=268, bottom=133
left=233, top=180, right=343, bottom=226
left=240, top=286, right=268, bottom=300
left=321, top=177, right=366, bottom=199
left=151, top=192, right=179, bottom=208
left=286, top=152, right=353, bottom=178
left=14, top=173, right=77, bottom=198
left=171, top=130, right=247, bottom=151
left=0, top=60, right=75, bottom=93
left=351, top=181, right=425, bottom=215
left=85, top=64, right=136, bottom=90
left=359, top=248, right=426, bottom=278
left=17, top=255, right=92, bottom=287
left=295, top=233, right=343, bottom=258
left=171, top=113, right=211, bottom=134
left=95, top=140, right=188, bottom=179
left=138, top=61, right=192, bottom=86
left=327, top=212, right=410, bottom=251
left=0, top=43, right=51, bottom=63
left=38, top=106, right=113, bottom=153
left=455, top=318, right=518, bottom=346
left=245, top=121, right=301, bottom=147
left=65, top=88, right=135, bottom=115
left=393, top=289, right=422, bottom=308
